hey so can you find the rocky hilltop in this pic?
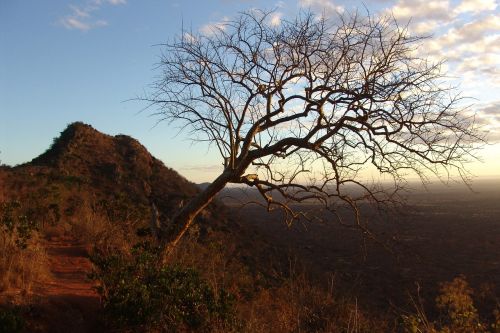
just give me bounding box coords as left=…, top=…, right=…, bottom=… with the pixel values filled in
left=32, top=122, right=196, bottom=208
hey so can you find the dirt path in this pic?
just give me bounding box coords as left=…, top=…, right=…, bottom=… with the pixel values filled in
left=43, top=235, right=97, bottom=299
left=28, top=235, right=103, bottom=332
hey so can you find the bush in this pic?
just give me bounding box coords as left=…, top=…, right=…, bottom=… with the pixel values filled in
left=0, top=201, right=48, bottom=292
left=435, top=275, right=483, bottom=332
left=402, top=276, right=499, bottom=333
left=90, top=242, right=237, bottom=332
left=1, top=201, right=38, bottom=249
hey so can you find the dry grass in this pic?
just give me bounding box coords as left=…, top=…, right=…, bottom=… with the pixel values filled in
left=0, top=229, right=50, bottom=295
left=168, top=224, right=256, bottom=298
left=69, top=201, right=133, bottom=255
left=168, top=234, right=391, bottom=333
left=240, top=266, right=390, bottom=333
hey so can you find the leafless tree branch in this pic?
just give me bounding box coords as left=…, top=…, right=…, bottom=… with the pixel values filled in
left=143, top=10, right=484, bottom=255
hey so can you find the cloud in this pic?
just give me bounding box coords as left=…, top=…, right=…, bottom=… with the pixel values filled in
left=94, top=0, right=128, bottom=5
left=478, top=101, right=500, bottom=117
left=458, top=54, right=500, bottom=75
left=69, top=4, right=91, bottom=18
left=411, top=20, right=440, bottom=34
left=418, top=13, right=500, bottom=88
left=474, top=101, right=500, bottom=142
left=275, top=1, right=286, bottom=8
left=440, top=14, right=500, bottom=45
left=183, top=32, right=197, bottom=44
left=383, top=0, right=500, bottom=94
left=299, top=0, right=344, bottom=16
left=60, top=17, right=107, bottom=31
left=181, top=164, right=222, bottom=172
left=389, top=0, right=497, bottom=25
left=390, top=0, right=451, bottom=22
left=270, top=12, right=283, bottom=26
left=454, top=0, right=497, bottom=15
left=200, top=17, right=230, bottom=36
left=486, top=131, right=500, bottom=143
left=58, top=0, right=126, bottom=31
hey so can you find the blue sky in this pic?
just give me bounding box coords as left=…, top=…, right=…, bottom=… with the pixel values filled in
left=1, top=0, right=499, bottom=182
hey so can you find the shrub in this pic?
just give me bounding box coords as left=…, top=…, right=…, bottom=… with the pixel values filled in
left=435, top=275, right=483, bottom=332
left=402, top=276, right=499, bottom=333
left=1, top=201, right=38, bottom=249
left=0, top=201, right=48, bottom=292
left=90, top=242, right=237, bottom=332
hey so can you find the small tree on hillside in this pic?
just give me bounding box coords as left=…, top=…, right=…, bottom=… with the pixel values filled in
left=146, top=10, right=482, bottom=252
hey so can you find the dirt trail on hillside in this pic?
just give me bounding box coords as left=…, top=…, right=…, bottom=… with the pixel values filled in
left=29, top=235, right=103, bottom=332
left=43, top=236, right=97, bottom=298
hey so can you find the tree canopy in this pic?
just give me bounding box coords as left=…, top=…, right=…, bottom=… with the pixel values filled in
left=146, top=10, right=483, bottom=250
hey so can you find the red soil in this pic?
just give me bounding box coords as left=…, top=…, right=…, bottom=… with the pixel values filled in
left=27, top=235, right=103, bottom=333
left=42, top=236, right=97, bottom=299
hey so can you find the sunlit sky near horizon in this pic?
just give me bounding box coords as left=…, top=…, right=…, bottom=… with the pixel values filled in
left=1, top=0, right=499, bottom=183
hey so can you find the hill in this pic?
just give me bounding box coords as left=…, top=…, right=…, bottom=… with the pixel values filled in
left=2, top=122, right=235, bottom=239
left=30, top=122, right=196, bottom=212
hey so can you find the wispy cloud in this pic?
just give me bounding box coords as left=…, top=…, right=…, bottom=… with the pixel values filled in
left=181, top=164, right=222, bottom=172
left=454, top=0, right=497, bottom=15
left=60, top=17, right=107, bottom=31
left=299, top=0, right=344, bottom=16
left=200, top=17, right=230, bottom=36
left=182, top=32, right=197, bottom=44
left=58, top=0, right=126, bottom=32
left=108, top=0, right=126, bottom=5
left=476, top=101, right=500, bottom=143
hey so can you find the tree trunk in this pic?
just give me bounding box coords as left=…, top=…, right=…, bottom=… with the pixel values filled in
left=160, top=168, right=235, bottom=256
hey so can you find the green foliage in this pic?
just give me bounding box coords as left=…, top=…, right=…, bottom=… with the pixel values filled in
left=0, top=201, right=38, bottom=249
left=0, top=306, right=25, bottom=333
left=90, top=242, right=237, bottom=331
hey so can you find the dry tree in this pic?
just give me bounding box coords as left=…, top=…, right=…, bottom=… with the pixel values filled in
left=145, top=10, right=483, bottom=253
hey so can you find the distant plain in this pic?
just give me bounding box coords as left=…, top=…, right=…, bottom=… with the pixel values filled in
left=223, top=179, right=500, bottom=308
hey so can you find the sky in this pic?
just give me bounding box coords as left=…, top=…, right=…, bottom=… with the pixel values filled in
left=1, top=0, right=499, bottom=183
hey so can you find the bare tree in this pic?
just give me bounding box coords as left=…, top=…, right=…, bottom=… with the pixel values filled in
left=146, top=10, right=482, bottom=252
